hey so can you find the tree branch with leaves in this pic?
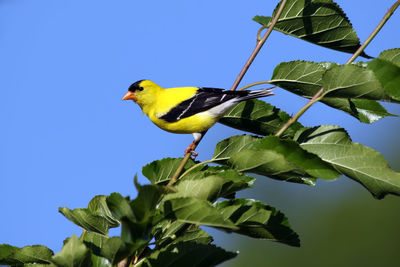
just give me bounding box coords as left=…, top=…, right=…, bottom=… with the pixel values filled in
left=1, top=0, right=400, bottom=266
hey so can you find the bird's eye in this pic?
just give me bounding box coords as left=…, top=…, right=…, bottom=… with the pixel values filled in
left=138, top=87, right=144, bottom=91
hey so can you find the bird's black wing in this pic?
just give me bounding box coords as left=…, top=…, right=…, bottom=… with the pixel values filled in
left=159, top=87, right=249, bottom=123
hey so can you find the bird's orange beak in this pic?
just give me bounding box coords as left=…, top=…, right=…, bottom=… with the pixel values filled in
left=122, top=91, right=137, bottom=101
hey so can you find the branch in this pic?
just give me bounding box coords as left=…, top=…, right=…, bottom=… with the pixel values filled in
left=346, top=0, right=400, bottom=64
left=167, top=153, right=193, bottom=187
left=230, top=0, right=288, bottom=91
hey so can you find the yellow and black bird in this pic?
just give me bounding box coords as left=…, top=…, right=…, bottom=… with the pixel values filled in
left=122, top=80, right=273, bottom=157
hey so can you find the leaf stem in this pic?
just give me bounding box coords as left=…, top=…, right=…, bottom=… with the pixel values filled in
left=274, top=0, right=400, bottom=137
left=256, top=25, right=269, bottom=42
left=80, top=230, right=87, bottom=241
left=230, top=0, right=288, bottom=91
left=179, top=159, right=218, bottom=179
left=237, top=80, right=272, bottom=91
left=274, top=88, right=324, bottom=137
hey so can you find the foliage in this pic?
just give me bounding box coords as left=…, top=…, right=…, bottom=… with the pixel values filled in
left=1, top=0, right=400, bottom=266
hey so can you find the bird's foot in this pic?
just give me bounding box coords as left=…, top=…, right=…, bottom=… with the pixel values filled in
left=184, top=143, right=198, bottom=160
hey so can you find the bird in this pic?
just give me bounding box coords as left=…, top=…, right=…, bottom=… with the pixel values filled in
left=122, top=80, right=274, bottom=158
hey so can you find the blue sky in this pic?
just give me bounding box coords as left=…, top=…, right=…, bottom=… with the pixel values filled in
left=1, top=0, right=399, bottom=258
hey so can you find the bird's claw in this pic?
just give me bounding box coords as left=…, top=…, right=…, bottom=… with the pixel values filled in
left=184, top=143, right=198, bottom=160
left=189, top=150, right=198, bottom=160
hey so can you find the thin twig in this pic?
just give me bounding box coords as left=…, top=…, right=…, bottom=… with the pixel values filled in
left=346, top=0, right=400, bottom=64
left=274, top=88, right=324, bottom=137
left=231, top=0, right=288, bottom=91
left=274, top=0, right=400, bottom=137
left=179, top=159, right=218, bottom=179
left=167, top=151, right=195, bottom=187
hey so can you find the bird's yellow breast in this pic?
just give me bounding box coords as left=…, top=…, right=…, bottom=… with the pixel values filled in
left=149, top=111, right=217, bottom=134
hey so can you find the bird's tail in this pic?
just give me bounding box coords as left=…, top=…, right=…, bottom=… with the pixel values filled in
left=239, top=87, right=275, bottom=101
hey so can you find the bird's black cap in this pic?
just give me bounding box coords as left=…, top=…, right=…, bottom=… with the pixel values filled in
left=128, top=80, right=145, bottom=92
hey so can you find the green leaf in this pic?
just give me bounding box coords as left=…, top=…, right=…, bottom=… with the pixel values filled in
left=215, top=199, right=300, bottom=247
left=368, top=59, right=400, bottom=100
left=322, top=64, right=392, bottom=100
left=213, top=135, right=339, bottom=185
left=0, top=244, right=54, bottom=265
left=154, top=228, right=213, bottom=256
left=251, top=136, right=339, bottom=179
left=213, top=135, right=312, bottom=185
left=12, top=246, right=54, bottom=265
left=229, top=147, right=317, bottom=185
left=131, top=184, right=168, bottom=222
left=367, top=49, right=400, bottom=101
left=270, top=60, right=395, bottom=122
left=52, top=235, right=90, bottom=267
left=82, top=232, right=132, bottom=265
left=87, top=195, right=120, bottom=228
left=196, top=166, right=255, bottom=199
left=107, top=184, right=169, bottom=247
left=59, top=207, right=113, bottom=235
left=59, top=195, right=120, bottom=235
left=253, top=0, right=370, bottom=57
left=169, top=228, right=213, bottom=245
left=295, top=125, right=400, bottom=199
left=152, top=220, right=188, bottom=247
left=106, top=193, right=135, bottom=222
left=164, top=176, right=235, bottom=202
left=107, top=186, right=165, bottom=245
left=162, top=197, right=238, bottom=230
left=137, top=242, right=237, bottom=267
left=271, top=60, right=398, bottom=102
left=0, top=244, right=15, bottom=265
left=219, top=99, right=303, bottom=138
left=90, top=255, right=112, bottom=267
left=322, top=98, right=395, bottom=124
left=166, top=166, right=255, bottom=202
left=82, top=232, right=108, bottom=257
left=100, top=237, right=132, bottom=265
left=212, top=134, right=255, bottom=160
left=142, top=157, right=196, bottom=184
left=140, top=230, right=235, bottom=267
left=271, top=60, right=334, bottom=95
left=378, top=48, right=400, bottom=66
